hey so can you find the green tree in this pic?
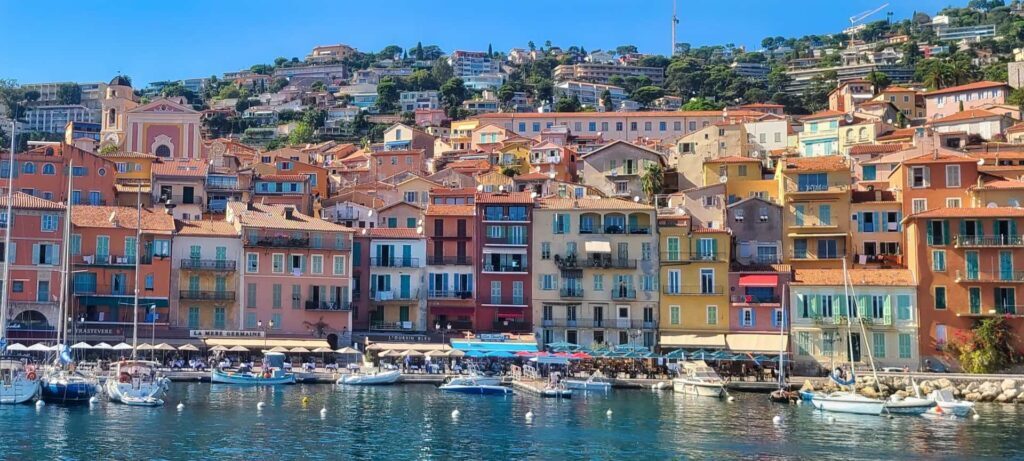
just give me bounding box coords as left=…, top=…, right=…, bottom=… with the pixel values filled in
left=406, top=69, right=436, bottom=91
left=630, top=86, right=665, bottom=106
left=640, top=162, right=664, bottom=205
left=250, top=64, right=273, bottom=75
left=270, top=77, right=289, bottom=93
left=948, top=317, right=1017, bottom=373
left=380, top=45, right=403, bottom=59
left=98, top=144, right=119, bottom=155
left=528, top=41, right=536, bottom=52
left=901, top=41, right=924, bottom=66
left=161, top=82, right=197, bottom=104
left=554, top=95, right=582, bottom=112
left=431, top=59, right=454, bottom=86
left=681, top=97, right=723, bottom=110
left=1009, top=88, right=1024, bottom=108
left=414, top=42, right=424, bottom=60
left=600, top=89, right=614, bottom=111
left=274, top=57, right=288, bottom=67
left=23, top=90, right=40, bottom=102
left=865, top=71, right=891, bottom=95
left=615, top=45, right=638, bottom=55
left=217, top=84, right=242, bottom=99
left=497, top=84, right=517, bottom=110
left=376, top=79, right=401, bottom=112
left=288, top=122, right=315, bottom=145
left=56, top=83, right=82, bottom=105
left=440, top=77, right=468, bottom=117
left=638, top=55, right=670, bottom=68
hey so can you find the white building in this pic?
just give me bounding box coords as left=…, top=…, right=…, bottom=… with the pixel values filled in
left=463, top=73, right=506, bottom=91
left=742, top=116, right=789, bottom=158
left=23, top=105, right=96, bottom=133
left=368, top=234, right=428, bottom=332
left=554, top=81, right=627, bottom=109
left=448, top=50, right=500, bottom=78
left=400, top=91, right=440, bottom=112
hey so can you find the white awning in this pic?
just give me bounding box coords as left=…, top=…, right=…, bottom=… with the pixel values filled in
left=584, top=241, right=612, bottom=253
left=726, top=334, right=789, bottom=353
left=659, top=334, right=726, bottom=348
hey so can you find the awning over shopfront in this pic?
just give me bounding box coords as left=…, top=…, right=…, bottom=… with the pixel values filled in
left=738, top=274, right=778, bottom=287
left=203, top=338, right=330, bottom=349
left=451, top=340, right=538, bottom=353
left=786, top=232, right=847, bottom=238
left=584, top=241, right=611, bottom=253
left=725, top=334, right=788, bottom=353
left=659, top=333, right=726, bottom=348
left=76, top=296, right=170, bottom=308
left=366, top=342, right=447, bottom=352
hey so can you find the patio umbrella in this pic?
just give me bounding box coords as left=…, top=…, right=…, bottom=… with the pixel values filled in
left=377, top=350, right=396, bottom=357
left=178, top=344, right=200, bottom=352
left=485, top=351, right=514, bottom=358
left=424, top=350, right=447, bottom=357
left=514, top=351, right=536, bottom=357
left=154, top=343, right=176, bottom=351
left=290, top=347, right=311, bottom=354
left=209, top=345, right=229, bottom=352
left=402, top=349, right=423, bottom=357
left=569, top=352, right=592, bottom=359
left=335, top=347, right=360, bottom=354
left=312, top=347, right=334, bottom=353
left=70, top=342, right=93, bottom=350
left=710, top=351, right=731, bottom=360
left=464, top=350, right=485, bottom=358
left=136, top=344, right=154, bottom=351
left=112, top=343, right=133, bottom=351
left=93, top=342, right=113, bottom=350
left=268, top=346, right=290, bottom=353
left=27, top=343, right=51, bottom=352
left=6, top=343, right=27, bottom=351
left=546, top=341, right=580, bottom=351
left=229, top=345, right=250, bottom=352
left=663, top=349, right=687, bottom=360
left=446, top=349, right=466, bottom=357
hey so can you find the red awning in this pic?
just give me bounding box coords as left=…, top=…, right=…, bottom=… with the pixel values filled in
left=738, top=274, right=778, bottom=287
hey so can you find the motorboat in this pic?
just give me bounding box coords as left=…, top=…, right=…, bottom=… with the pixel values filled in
left=810, top=391, right=886, bottom=416
left=0, top=358, right=40, bottom=404
left=443, top=373, right=501, bottom=387
left=439, top=376, right=512, bottom=395
left=672, top=361, right=726, bottom=398
left=41, top=368, right=98, bottom=404
left=884, top=394, right=936, bottom=415
left=211, top=352, right=295, bottom=385
left=538, top=385, right=572, bottom=398
left=338, top=369, right=401, bottom=385
left=927, top=389, right=976, bottom=417
left=563, top=374, right=612, bottom=392
left=105, top=360, right=167, bottom=407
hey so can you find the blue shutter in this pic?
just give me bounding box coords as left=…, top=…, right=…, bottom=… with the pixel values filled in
left=873, top=212, right=881, bottom=233
left=857, top=213, right=864, bottom=232
left=750, top=310, right=757, bottom=327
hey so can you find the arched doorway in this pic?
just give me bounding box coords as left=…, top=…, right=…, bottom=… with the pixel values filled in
left=12, top=310, right=50, bottom=329
left=326, top=334, right=339, bottom=350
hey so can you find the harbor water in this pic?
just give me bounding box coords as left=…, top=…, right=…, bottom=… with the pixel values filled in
left=1, top=382, right=1023, bottom=460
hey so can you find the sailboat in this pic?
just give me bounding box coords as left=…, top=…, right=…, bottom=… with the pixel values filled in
left=104, top=187, right=168, bottom=407
left=0, top=126, right=41, bottom=404
left=41, top=160, right=99, bottom=404
left=809, top=260, right=887, bottom=416
left=770, top=288, right=798, bottom=403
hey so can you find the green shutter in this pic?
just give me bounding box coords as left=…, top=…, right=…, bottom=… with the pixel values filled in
left=959, top=219, right=966, bottom=241
left=1011, top=220, right=1019, bottom=238
left=942, top=220, right=950, bottom=245
left=858, top=295, right=869, bottom=318
left=833, top=295, right=844, bottom=324
left=809, top=294, right=819, bottom=317
left=711, top=238, right=718, bottom=257
left=926, top=220, right=934, bottom=245
left=883, top=295, right=892, bottom=325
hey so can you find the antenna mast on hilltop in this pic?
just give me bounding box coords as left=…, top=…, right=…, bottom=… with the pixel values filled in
left=671, top=0, right=680, bottom=56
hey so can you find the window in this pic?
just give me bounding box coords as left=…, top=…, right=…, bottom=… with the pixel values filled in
left=820, top=295, right=833, bottom=318
left=896, top=295, right=912, bottom=321
left=272, top=284, right=282, bottom=308
left=706, top=306, right=718, bottom=325
left=40, top=214, right=58, bottom=232
left=935, top=286, right=947, bottom=310
left=247, top=284, right=257, bottom=308
left=946, top=198, right=961, bottom=208
left=945, top=165, right=961, bottom=188
left=898, top=334, right=912, bottom=359
left=311, top=255, right=323, bottom=274
left=541, top=242, right=550, bottom=259
left=641, top=242, right=651, bottom=261
left=642, top=275, right=656, bottom=292
left=145, top=274, right=154, bottom=290
left=593, top=274, right=603, bottom=291
left=734, top=209, right=745, bottom=222
left=188, top=307, right=200, bottom=329
left=541, top=274, right=557, bottom=290
left=796, top=331, right=811, bottom=356
left=22, top=162, right=35, bottom=174
left=670, top=306, right=680, bottom=325
left=333, top=256, right=346, bottom=275
left=272, top=254, right=284, bottom=273
left=873, top=332, right=886, bottom=358
left=912, top=199, right=927, bottom=214
left=699, top=269, right=715, bottom=294
left=246, top=253, right=259, bottom=272
left=741, top=308, right=753, bottom=327
left=43, top=164, right=56, bottom=175
left=910, top=166, right=929, bottom=188
left=11, top=281, right=24, bottom=292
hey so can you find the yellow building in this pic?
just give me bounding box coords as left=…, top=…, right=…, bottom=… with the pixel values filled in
left=837, top=120, right=880, bottom=156
left=776, top=156, right=852, bottom=269
left=656, top=211, right=732, bottom=351
left=702, top=156, right=778, bottom=204
left=449, top=120, right=480, bottom=151
left=475, top=169, right=513, bottom=192
left=495, top=143, right=531, bottom=174
left=173, top=220, right=241, bottom=329
left=101, top=151, right=159, bottom=206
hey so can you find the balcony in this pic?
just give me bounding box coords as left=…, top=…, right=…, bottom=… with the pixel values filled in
left=333, top=209, right=362, bottom=220
left=610, top=288, right=637, bottom=300
left=954, top=235, right=1024, bottom=248
left=369, top=322, right=416, bottom=331
left=248, top=237, right=311, bottom=249
left=75, top=254, right=153, bottom=266
left=206, top=181, right=245, bottom=191
left=559, top=287, right=584, bottom=298
left=956, top=270, right=1024, bottom=283
left=790, top=251, right=846, bottom=261
left=370, top=257, right=420, bottom=268
left=370, top=289, right=420, bottom=302
left=305, top=300, right=351, bottom=311
left=582, top=257, right=638, bottom=270
left=491, top=319, right=531, bottom=333
left=427, top=290, right=474, bottom=300
left=663, top=285, right=725, bottom=295
left=604, top=167, right=641, bottom=177
left=482, top=296, right=528, bottom=306
left=180, top=259, right=236, bottom=271
left=157, top=194, right=204, bottom=207
left=482, top=264, right=527, bottom=273
left=541, top=318, right=579, bottom=328
left=660, top=252, right=722, bottom=263
left=785, top=182, right=848, bottom=195
left=484, top=236, right=528, bottom=245
left=426, top=256, right=472, bottom=265
left=179, top=290, right=236, bottom=301
left=962, top=306, right=1023, bottom=317
left=482, top=213, right=529, bottom=222
left=790, top=217, right=840, bottom=229
left=731, top=294, right=781, bottom=305
left=73, top=283, right=137, bottom=296
left=577, top=225, right=651, bottom=235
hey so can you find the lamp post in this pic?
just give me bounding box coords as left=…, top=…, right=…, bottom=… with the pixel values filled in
left=436, top=321, right=452, bottom=351
left=258, top=319, right=274, bottom=349
left=149, top=304, right=157, bottom=361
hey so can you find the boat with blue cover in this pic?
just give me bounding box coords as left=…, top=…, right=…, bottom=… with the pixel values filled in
left=211, top=352, right=295, bottom=385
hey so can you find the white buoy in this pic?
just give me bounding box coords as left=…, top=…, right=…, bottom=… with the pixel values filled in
left=727, top=395, right=735, bottom=402
left=772, top=415, right=782, bottom=425
left=320, top=407, right=327, bottom=416
left=606, top=409, right=613, bottom=418
left=525, top=410, right=534, bottom=421
left=827, top=416, right=836, bottom=424
left=973, top=413, right=980, bottom=420
left=796, top=399, right=803, bottom=406
left=35, top=400, right=45, bottom=409
left=257, top=401, right=266, bottom=410
left=89, top=396, right=98, bottom=404
left=176, top=402, right=184, bottom=411
left=451, top=408, right=460, bottom=419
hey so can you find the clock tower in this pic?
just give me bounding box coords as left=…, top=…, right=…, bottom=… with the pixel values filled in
left=99, top=75, right=139, bottom=151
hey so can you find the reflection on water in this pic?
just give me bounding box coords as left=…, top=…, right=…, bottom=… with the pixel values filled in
left=0, top=383, right=1020, bottom=460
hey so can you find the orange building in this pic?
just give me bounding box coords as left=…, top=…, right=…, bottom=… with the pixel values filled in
left=424, top=204, right=477, bottom=331
left=0, top=193, right=66, bottom=337
left=369, top=149, right=427, bottom=182
left=1, top=144, right=117, bottom=206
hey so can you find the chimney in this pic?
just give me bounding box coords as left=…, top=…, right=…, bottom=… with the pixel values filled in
left=284, top=206, right=295, bottom=220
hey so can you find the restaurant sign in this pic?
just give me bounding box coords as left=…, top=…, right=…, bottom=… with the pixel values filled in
left=189, top=330, right=265, bottom=338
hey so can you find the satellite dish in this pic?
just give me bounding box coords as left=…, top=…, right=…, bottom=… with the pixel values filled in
left=416, top=226, right=424, bottom=235
left=530, top=191, right=538, bottom=199
left=361, top=228, right=367, bottom=235
left=108, top=211, right=117, bottom=223
left=987, top=202, right=998, bottom=208
left=978, top=158, right=985, bottom=166
left=367, top=210, right=374, bottom=217
left=633, top=196, right=640, bottom=203
left=477, top=184, right=484, bottom=191
left=719, top=175, right=728, bottom=183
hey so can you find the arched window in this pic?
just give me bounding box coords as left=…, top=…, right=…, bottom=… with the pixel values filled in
left=42, top=164, right=56, bottom=175
left=108, top=108, right=116, bottom=127
left=22, top=162, right=35, bottom=174
left=155, top=145, right=171, bottom=157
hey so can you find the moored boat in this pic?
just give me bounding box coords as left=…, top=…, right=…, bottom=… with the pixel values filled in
left=884, top=395, right=936, bottom=415
left=927, top=389, right=976, bottom=417
left=0, top=358, right=40, bottom=404
left=211, top=352, right=295, bottom=385
left=810, top=391, right=885, bottom=416
left=41, top=368, right=98, bottom=404
left=105, top=360, right=167, bottom=406
left=439, top=380, right=512, bottom=395
left=563, top=374, right=612, bottom=392
left=672, top=361, right=726, bottom=398
left=338, top=369, right=401, bottom=385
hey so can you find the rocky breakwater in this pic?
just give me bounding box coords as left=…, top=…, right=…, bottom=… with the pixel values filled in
left=801, top=376, right=1024, bottom=404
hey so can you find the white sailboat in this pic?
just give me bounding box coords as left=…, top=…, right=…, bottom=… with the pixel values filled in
left=104, top=188, right=168, bottom=406
left=810, top=260, right=886, bottom=416
left=0, top=123, right=41, bottom=404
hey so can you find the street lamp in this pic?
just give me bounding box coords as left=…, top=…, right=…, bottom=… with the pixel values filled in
left=148, top=304, right=157, bottom=361
left=436, top=321, right=452, bottom=351
left=258, top=319, right=274, bottom=349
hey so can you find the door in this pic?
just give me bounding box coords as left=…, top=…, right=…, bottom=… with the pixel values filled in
left=399, top=306, right=410, bottom=323
left=96, top=236, right=110, bottom=260
left=112, top=273, right=127, bottom=295
left=399, top=274, right=411, bottom=299
left=966, top=251, right=980, bottom=280
left=401, top=245, right=412, bottom=266
left=182, top=186, right=195, bottom=204
left=850, top=333, right=862, bottom=363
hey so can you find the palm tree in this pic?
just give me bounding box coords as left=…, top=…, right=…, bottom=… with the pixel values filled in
left=640, top=162, right=664, bottom=205
left=303, top=317, right=331, bottom=338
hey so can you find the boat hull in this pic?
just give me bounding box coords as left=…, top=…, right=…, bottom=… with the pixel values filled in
left=811, top=392, right=885, bottom=415
left=211, top=369, right=295, bottom=385
left=0, top=378, right=39, bottom=404
left=338, top=370, right=401, bottom=385
left=564, top=380, right=612, bottom=391
left=445, top=376, right=501, bottom=386
left=885, top=397, right=936, bottom=415
left=672, top=379, right=725, bottom=398
left=41, top=377, right=97, bottom=404
left=439, top=384, right=512, bottom=395
left=105, top=379, right=166, bottom=406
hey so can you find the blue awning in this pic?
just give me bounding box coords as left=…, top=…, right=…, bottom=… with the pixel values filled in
left=451, top=340, right=538, bottom=353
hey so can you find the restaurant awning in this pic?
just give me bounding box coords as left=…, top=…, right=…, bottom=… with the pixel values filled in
left=366, top=342, right=448, bottom=352
left=584, top=241, right=611, bottom=253
left=725, top=334, right=788, bottom=353
left=203, top=338, right=330, bottom=349
left=451, top=340, right=538, bottom=353
left=786, top=232, right=847, bottom=238
left=738, top=274, right=778, bottom=287
left=659, top=333, right=726, bottom=348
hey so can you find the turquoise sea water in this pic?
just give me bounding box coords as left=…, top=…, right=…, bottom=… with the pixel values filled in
left=0, top=382, right=1022, bottom=460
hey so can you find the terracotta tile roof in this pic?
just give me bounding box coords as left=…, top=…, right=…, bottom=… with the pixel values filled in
left=474, top=110, right=747, bottom=119
left=909, top=207, right=1024, bottom=219
left=515, top=172, right=553, bottom=180
left=799, top=110, right=846, bottom=121
left=704, top=156, right=762, bottom=164
left=880, top=86, right=915, bottom=93
left=975, top=179, right=1024, bottom=190
left=430, top=187, right=477, bottom=196
left=849, top=143, right=910, bottom=155
left=692, top=227, right=730, bottom=234
left=793, top=268, right=915, bottom=286
left=781, top=156, right=848, bottom=172
left=876, top=128, right=916, bottom=141
left=175, top=219, right=239, bottom=237
left=531, top=141, right=562, bottom=150
left=447, top=159, right=491, bottom=170
left=101, top=151, right=158, bottom=160
left=228, top=202, right=353, bottom=232
left=1007, top=123, right=1024, bottom=134
left=255, top=174, right=308, bottom=182
left=151, top=160, right=209, bottom=178
left=71, top=206, right=175, bottom=233
left=901, top=152, right=973, bottom=165
left=537, top=197, right=654, bottom=211
left=0, top=192, right=65, bottom=210
left=475, top=191, right=534, bottom=204
left=425, top=204, right=475, bottom=216
left=857, top=100, right=891, bottom=108
left=928, top=109, right=1003, bottom=125
left=738, top=103, right=784, bottom=108
left=923, top=81, right=1007, bottom=96
left=362, top=227, right=424, bottom=238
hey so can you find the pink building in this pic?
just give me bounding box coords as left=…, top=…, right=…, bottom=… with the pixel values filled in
left=415, top=109, right=448, bottom=127
left=0, top=193, right=66, bottom=339
left=228, top=202, right=354, bottom=348
left=923, top=81, right=1008, bottom=121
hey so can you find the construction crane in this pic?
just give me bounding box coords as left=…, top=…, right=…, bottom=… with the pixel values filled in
left=671, top=0, right=680, bottom=56
left=849, top=3, right=889, bottom=25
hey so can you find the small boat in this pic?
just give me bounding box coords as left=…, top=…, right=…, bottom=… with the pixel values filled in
left=672, top=361, right=726, bottom=398
left=211, top=352, right=295, bottom=385
left=41, top=368, right=98, bottom=404
left=338, top=369, right=401, bottom=385
left=884, top=395, right=936, bottom=415
left=538, top=386, right=572, bottom=398
left=105, top=360, right=168, bottom=406
left=769, top=389, right=799, bottom=403
left=563, top=374, right=612, bottom=392
left=0, top=358, right=40, bottom=404
left=799, top=390, right=815, bottom=402
left=439, top=379, right=512, bottom=395
left=444, top=369, right=501, bottom=387
left=810, top=391, right=886, bottom=416
left=927, top=389, right=976, bottom=418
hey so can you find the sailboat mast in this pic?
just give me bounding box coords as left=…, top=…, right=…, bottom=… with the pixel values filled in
left=845, top=261, right=883, bottom=388
left=841, top=259, right=856, bottom=386
left=779, top=285, right=786, bottom=387
left=131, top=186, right=142, bottom=359
left=0, top=120, right=16, bottom=350
left=56, top=159, right=74, bottom=353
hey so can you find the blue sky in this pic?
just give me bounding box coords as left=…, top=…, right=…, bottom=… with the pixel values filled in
left=2, top=0, right=958, bottom=86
